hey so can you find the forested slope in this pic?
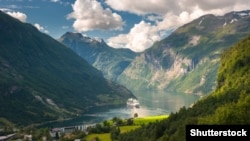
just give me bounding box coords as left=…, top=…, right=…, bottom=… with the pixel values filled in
left=118, top=35, right=250, bottom=141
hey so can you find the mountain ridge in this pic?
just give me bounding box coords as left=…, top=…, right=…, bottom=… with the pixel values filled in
left=58, top=32, right=137, bottom=81
left=0, top=10, right=135, bottom=126
left=58, top=10, right=250, bottom=95
left=117, top=10, right=250, bottom=95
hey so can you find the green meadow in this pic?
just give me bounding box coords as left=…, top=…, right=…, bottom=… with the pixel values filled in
left=85, top=115, right=168, bottom=141
left=133, top=115, right=169, bottom=125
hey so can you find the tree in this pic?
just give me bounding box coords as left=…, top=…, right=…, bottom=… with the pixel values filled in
left=127, top=118, right=133, bottom=125
left=112, top=117, right=123, bottom=126
left=134, top=113, right=138, bottom=118
left=110, top=127, right=120, bottom=141
left=103, top=120, right=110, bottom=127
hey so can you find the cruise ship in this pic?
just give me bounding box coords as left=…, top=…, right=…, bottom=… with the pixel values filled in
left=127, top=98, right=140, bottom=108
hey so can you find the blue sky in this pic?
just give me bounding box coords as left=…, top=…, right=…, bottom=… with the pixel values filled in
left=1, top=0, right=250, bottom=52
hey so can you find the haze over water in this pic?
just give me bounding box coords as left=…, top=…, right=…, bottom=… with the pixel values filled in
left=49, top=90, right=200, bottom=127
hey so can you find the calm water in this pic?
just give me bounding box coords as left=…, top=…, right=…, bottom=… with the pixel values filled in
left=47, top=90, right=200, bottom=127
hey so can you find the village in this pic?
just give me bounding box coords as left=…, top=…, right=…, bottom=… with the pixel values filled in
left=0, top=123, right=96, bottom=141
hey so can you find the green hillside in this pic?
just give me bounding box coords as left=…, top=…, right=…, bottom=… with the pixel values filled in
left=0, top=11, right=134, bottom=127
left=118, top=35, right=250, bottom=141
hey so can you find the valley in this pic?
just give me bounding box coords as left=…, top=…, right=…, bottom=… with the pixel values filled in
left=0, top=5, right=249, bottom=141
left=59, top=10, right=250, bottom=97
left=42, top=90, right=199, bottom=128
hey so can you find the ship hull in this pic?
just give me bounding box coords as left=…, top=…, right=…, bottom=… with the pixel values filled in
left=127, top=98, right=140, bottom=108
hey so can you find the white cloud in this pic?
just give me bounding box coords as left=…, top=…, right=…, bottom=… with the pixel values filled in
left=105, top=0, right=175, bottom=15
left=6, top=11, right=27, bottom=22
left=108, top=21, right=163, bottom=52
left=106, top=0, right=250, bottom=16
left=51, top=0, right=60, bottom=2
left=67, top=0, right=124, bottom=32
left=106, top=0, right=250, bottom=52
left=107, top=11, right=200, bottom=52
left=34, top=23, right=49, bottom=34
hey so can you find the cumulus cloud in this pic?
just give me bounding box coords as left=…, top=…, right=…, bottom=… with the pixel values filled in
left=106, top=0, right=250, bottom=52
left=105, top=0, right=179, bottom=15
left=34, top=23, right=49, bottom=34
left=6, top=11, right=27, bottom=22
left=106, top=0, right=250, bottom=16
left=67, top=0, right=124, bottom=32
left=107, top=11, right=204, bottom=52
left=108, top=21, right=162, bottom=52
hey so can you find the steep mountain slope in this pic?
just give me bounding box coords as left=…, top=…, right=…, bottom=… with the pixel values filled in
left=0, top=11, right=134, bottom=126
left=118, top=10, right=250, bottom=95
left=58, top=32, right=137, bottom=81
left=119, top=33, right=250, bottom=141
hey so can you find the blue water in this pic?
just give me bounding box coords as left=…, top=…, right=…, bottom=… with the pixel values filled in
left=47, top=90, right=200, bottom=128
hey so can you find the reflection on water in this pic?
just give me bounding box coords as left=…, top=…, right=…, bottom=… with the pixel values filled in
left=135, top=90, right=199, bottom=112
left=47, top=90, right=200, bottom=127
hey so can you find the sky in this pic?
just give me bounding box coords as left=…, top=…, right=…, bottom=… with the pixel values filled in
left=0, top=0, right=250, bottom=52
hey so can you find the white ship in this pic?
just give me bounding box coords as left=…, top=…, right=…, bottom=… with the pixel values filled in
left=127, top=98, right=140, bottom=108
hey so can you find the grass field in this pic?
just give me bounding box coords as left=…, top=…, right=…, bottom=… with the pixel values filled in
left=133, top=115, right=169, bottom=125
left=85, top=126, right=140, bottom=141
left=85, top=115, right=168, bottom=141
left=120, top=125, right=141, bottom=133
left=85, top=133, right=111, bottom=141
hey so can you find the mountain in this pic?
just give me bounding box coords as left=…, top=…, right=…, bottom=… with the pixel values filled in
left=0, top=11, right=135, bottom=126
left=58, top=32, right=137, bottom=81
left=117, top=10, right=250, bottom=95
left=119, top=33, right=250, bottom=141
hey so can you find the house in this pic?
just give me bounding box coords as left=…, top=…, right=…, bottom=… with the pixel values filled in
left=24, top=134, right=32, bottom=141
left=62, top=126, right=76, bottom=133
